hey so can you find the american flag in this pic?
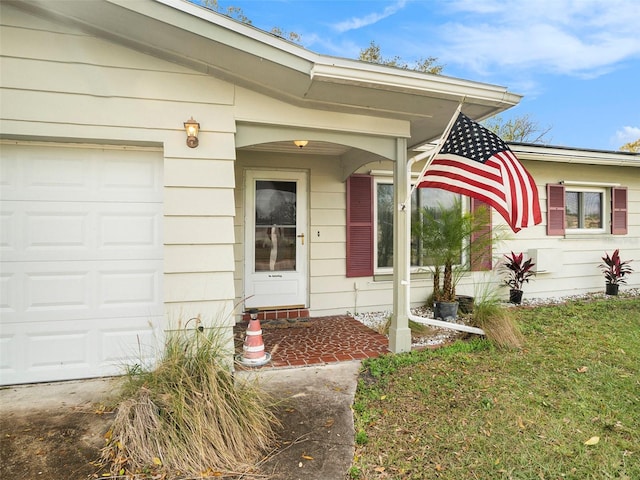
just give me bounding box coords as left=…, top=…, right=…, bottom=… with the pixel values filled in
left=417, top=112, right=542, bottom=232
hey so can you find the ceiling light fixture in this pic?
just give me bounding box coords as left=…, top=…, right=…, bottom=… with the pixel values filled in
left=293, top=140, right=308, bottom=149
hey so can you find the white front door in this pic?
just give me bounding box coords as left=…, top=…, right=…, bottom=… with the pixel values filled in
left=244, top=170, right=307, bottom=309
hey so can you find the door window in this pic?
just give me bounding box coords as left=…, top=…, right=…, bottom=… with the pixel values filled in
left=254, top=180, right=297, bottom=271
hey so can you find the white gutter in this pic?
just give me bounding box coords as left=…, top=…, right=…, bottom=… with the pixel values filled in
left=310, top=62, right=522, bottom=107
left=408, top=312, right=486, bottom=336
left=511, top=144, right=640, bottom=167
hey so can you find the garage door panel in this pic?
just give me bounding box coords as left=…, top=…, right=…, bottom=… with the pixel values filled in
left=101, top=155, right=162, bottom=195
left=99, top=208, right=162, bottom=250
left=1, top=201, right=162, bottom=262
left=2, top=260, right=163, bottom=323
left=1, top=311, right=164, bottom=384
left=26, top=270, right=92, bottom=312
left=100, top=323, right=160, bottom=366
left=98, top=267, right=162, bottom=308
left=0, top=143, right=164, bottom=385
left=27, top=329, right=91, bottom=371
left=1, top=145, right=163, bottom=203
left=1, top=272, right=17, bottom=314
left=0, top=211, right=14, bottom=250
left=0, top=334, right=14, bottom=371
left=27, top=211, right=89, bottom=250
left=1, top=201, right=90, bottom=257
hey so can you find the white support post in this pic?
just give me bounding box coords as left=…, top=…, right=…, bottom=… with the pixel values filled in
left=389, top=137, right=412, bottom=353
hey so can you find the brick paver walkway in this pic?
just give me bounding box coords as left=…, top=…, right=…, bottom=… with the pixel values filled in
left=234, top=315, right=390, bottom=369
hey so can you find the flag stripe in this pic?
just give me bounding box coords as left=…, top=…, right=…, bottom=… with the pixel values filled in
left=419, top=157, right=512, bottom=227
left=419, top=156, right=510, bottom=210
left=417, top=112, right=542, bottom=232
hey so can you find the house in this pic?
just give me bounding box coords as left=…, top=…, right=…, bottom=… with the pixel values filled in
left=0, top=0, right=637, bottom=386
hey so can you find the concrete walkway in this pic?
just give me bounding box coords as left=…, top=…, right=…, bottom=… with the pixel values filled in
left=239, top=362, right=361, bottom=479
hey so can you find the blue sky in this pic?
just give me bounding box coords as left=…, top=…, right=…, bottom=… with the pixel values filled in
left=199, top=0, right=640, bottom=151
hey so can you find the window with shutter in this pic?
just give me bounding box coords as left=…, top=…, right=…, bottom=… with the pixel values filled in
left=346, top=175, right=373, bottom=277
left=611, top=187, right=628, bottom=235
left=547, top=184, right=566, bottom=236
left=470, top=198, right=492, bottom=271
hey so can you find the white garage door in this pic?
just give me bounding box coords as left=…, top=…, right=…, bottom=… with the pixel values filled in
left=0, top=142, right=164, bottom=385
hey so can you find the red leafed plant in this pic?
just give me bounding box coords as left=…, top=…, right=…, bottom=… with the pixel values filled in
left=599, top=249, right=633, bottom=285
left=502, top=251, right=536, bottom=291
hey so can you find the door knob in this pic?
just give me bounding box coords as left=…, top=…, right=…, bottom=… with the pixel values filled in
left=297, top=233, right=305, bottom=245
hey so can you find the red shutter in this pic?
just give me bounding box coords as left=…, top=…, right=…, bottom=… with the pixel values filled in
left=546, top=184, right=566, bottom=236
left=346, top=175, right=373, bottom=277
left=470, top=198, right=492, bottom=271
left=611, top=187, right=628, bottom=235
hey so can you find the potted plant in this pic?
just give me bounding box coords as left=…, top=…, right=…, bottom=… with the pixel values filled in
left=502, top=252, right=535, bottom=304
left=414, top=199, right=491, bottom=320
left=599, top=249, right=633, bottom=295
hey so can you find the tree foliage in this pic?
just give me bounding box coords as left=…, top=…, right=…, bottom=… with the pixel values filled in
left=483, top=113, right=552, bottom=144
left=620, top=138, right=640, bottom=153
left=203, top=0, right=252, bottom=24
left=358, top=41, right=444, bottom=74
left=203, top=1, right=301, bottom=42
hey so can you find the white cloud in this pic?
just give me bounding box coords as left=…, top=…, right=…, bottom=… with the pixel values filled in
left=434, top=0, right=640, bottom=77
left=301, top=32, right=362, bottom=58
left=332, top=0, right=407, bottom=33
left=614, top=126, right=640, bottom=144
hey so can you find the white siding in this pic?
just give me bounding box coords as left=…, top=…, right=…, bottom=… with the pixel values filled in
left=495, top=159, right=640, bottom=300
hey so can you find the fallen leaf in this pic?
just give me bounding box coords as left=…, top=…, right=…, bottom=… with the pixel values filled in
left=152, top=457, right=163, bottom=465
left=302, top=454, right=314, bottom=460
left=584, top=436, right=600, bottom=445
left=577, top=366, right=588, bottom=373
left=324, top=418, right=335, bottom=428
left=517, top=417, right=525, bottom=429
left=380, top=395, right=387, bottom=400
left=374, top=466, right=386, bottom=472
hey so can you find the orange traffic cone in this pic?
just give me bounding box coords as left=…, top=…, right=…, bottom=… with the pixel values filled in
left=237, top=309, right=271, bottom=367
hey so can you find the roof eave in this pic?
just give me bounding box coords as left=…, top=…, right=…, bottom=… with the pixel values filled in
left=10, top=0, right=521, bottom=145
left=511, top=144, right=640, bottom=167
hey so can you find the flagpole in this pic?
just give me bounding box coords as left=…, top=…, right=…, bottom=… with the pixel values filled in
left=401, top=99, right=463, bottom=300
left=405, top=100, right=464, bottom=204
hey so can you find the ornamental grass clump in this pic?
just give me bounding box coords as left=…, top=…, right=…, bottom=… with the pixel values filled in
left=473, top=300, right=523, bottom=349
left=101, top=323, right=279, bottom=478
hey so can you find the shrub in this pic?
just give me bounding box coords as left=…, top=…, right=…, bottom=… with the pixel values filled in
left=473, top=301, right=523, bottom=349
left=599, top=249, right=633, bottom=285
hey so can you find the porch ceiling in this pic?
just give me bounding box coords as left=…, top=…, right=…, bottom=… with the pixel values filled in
left=10, top=0, right=522, bottom=149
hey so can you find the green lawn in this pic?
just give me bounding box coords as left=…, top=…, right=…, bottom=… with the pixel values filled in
left=351, top=298, right=640, bottom=479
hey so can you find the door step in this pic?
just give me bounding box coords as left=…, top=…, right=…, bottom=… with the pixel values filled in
left=241, top=308, right=310, bottom=322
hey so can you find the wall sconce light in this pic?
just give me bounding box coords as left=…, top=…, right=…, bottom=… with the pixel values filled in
left=293, top=140, right=308, bottom=149
left=184, top=117, right=200, bottom=148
